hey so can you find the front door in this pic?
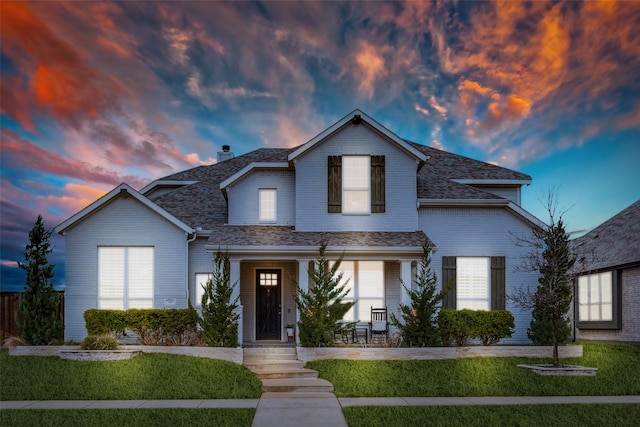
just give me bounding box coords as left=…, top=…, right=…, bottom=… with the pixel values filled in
left=256, top=269, right=281, bottom=340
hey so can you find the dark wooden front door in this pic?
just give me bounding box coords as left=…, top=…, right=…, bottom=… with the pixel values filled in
left=256, top=269, right=281, bottom=340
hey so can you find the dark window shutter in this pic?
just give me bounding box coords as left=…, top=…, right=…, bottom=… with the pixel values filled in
left=491, top=256, right=506, bottom=310
left=371, top=155, right=385, bottom=213
left=441, top=256, right=457, bottom=309
left=328, top=156, right=342, bottom=213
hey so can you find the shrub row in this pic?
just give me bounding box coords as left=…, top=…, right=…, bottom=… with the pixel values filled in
left=84, top=308, right=200, bottom=346
left=437, top=309, right=515, bottom=346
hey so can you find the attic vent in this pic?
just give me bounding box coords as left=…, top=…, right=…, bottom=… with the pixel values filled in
left=352, top=114, right=362, bottom=125
left=217, top=145, right=234, bottom=163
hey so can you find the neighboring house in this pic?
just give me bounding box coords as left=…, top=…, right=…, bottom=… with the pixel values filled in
left=55, top=110, right=544, bottom=343
left=572, top=200, right=640, bottom=343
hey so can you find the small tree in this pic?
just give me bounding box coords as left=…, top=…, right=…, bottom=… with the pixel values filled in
left=17, top=215, right=63, bottom=345
left=199, top=249, right=239, bottom=347
left=510, top=194, right=576, bottom=366
left=295, top=242, right=356, bottom=347
left=391, top=242, right=449, bottom=347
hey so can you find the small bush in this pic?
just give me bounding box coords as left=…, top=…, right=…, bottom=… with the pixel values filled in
left=83, top=308, right=199, bottom=345
left=84, top=310, right=127, bottom=337
left=474, top=310, right=515, bottom=345
left=81, top=334, right=118, bottom=350
left=437, top=309, right=514, bottom=346
left=437, top=309, right=473, bottom=346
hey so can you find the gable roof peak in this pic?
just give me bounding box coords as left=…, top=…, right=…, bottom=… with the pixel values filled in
left=288, top=109, right=428, bottom=163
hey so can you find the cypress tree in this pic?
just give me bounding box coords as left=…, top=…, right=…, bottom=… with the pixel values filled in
left=391, top=242, right=449, bottom=346
left=199, top=249, right=239, bottom=347
left=295, top=242, right=356, bottom=347
left=17, top=215, right=63, bottom=345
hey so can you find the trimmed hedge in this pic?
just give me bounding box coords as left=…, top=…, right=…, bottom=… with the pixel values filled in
left=83, top=308, right=200, bottom=346
left=437, top=309, right=514, bottom=346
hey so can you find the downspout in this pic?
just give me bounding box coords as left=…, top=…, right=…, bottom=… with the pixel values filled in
left=185, top=230, right=197, bottom=306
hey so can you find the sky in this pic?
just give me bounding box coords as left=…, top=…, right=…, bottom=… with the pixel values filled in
left=1, top=1, right=639, bottom=291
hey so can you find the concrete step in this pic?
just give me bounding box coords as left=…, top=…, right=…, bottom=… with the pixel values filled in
left=261, top=378, right=334, bottom=393
left=243, top=359, right=306, bottom=371
left=260, top=391, right=337, bottom=399
left=252, top=367, right=319, bottom=379
left=243, top=347, right=297, bottom=356
left=244, top=354, right=299, bottom=362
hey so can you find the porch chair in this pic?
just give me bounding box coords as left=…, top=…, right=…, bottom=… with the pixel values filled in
left=369, top=306, right=389, bottom=343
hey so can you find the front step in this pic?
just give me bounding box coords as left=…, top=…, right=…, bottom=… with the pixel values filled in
left=243, top=359, right=306, bottom=371
left=261, top=378, right=334, bottom=393
left=252, top=367, right=319, bottom=379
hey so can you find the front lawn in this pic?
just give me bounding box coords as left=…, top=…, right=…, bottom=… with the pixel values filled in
left=307, top=342, right=640, bottom=397
left=0, top=408, right=255, bottom=427
left=0, top=350, right=262, bottom=400
left=343, top=404, right=640, bottom=427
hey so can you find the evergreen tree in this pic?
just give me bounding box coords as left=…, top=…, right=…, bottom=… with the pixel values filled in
left=528, top=214, right=575, bottom=365
left=17, top=215, right=63, bottom=345
left=295, top=242, right=356, bottom=347
left=199, top=250, right=239, bottom=347
left=509, top=194, right=576, bottom=367
left=391, top=242, right=449, bottom=346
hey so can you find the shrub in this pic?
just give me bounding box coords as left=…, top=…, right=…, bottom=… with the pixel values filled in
left=84, top=309, right=127, bottom=337
left=83, top=308, right=199, bottom=345
left=81, top=334, right=118, bottom=350
left=474, top=310, right=515, bottom=346
left=437, top=309, right=473, bottom=346
left=437, top=309, right=514, bottom=346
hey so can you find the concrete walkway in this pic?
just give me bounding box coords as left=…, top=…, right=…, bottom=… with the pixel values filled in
left=2, top=395, right=638, bottom=410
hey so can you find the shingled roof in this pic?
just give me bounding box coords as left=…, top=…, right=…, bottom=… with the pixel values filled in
left=148, top=138, right=531, bottom=230
left=206, top=225, right=431, bottom=250
left=572, top=200, right=640, bottom=272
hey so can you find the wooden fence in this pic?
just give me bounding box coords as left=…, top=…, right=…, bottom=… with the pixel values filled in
left=0, top=292, right=65, bottom=342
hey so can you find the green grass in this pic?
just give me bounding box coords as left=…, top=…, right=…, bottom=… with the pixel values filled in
left=0, top=350, right=262, bottom=400
left=0, top=408, right=255, bottom=427
left=307, top=342, right=640, bottom=397
left=343, top=404, right=640, bottom=427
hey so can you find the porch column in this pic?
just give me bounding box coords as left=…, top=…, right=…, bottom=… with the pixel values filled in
left=229, top=259, right=243, bottom=345
left=399, top=260, right=413, bottom=307
left=296, top=259, right=310, bottom=345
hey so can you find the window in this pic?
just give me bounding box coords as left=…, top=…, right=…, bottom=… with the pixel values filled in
left=259, top=189, right=276, bottom=222
left=195, top=273, right=212, bottom=307
left=332, top=260, right=384, bottom=322
left=457, top=257, right=490, bottom=310
left=441, top=256, right=506, bottom=310
left=98, top=247, right=153, bottom=309
left=577, top=270, right=620, bottom=329
left=343, top=156, right=370, bottom=214
left=328, top=155, right=385, bottom=214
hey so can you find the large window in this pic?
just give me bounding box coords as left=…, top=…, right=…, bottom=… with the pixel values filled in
left=577, top=270, right=620, bottom=329
left=332, top=260, right=384, bottom=322
left=259, top=188, right=276, bottom=222
left=98, top=247, right=153, bottom=309
left=441, top=256, right=506, bottom=311
left=456, top=257, right=490, bottom=310
left=342, top=156, right=370, bottom=214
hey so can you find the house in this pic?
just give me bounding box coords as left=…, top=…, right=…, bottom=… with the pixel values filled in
left=572, top=200, right=640, bottom=342
left=55, top=110, right=544, bottom=343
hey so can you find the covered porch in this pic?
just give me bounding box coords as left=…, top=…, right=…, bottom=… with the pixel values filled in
left=205, top=225, right=431, bottom=345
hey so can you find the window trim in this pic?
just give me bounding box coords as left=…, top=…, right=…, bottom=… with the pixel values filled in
left=258, top=188, right=277, bottom=223
left=576, top=269, right=621, bottom=330
left=456, top=257, right=490, bottom=311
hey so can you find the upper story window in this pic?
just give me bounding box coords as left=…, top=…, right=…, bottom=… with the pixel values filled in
left=577, top=270, right=621, bottom=329
left=343, top=156, right=370, bottom=214
left=328, top=155, right=385, bottom=214
left=259, top=188, right=276, bottom=222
